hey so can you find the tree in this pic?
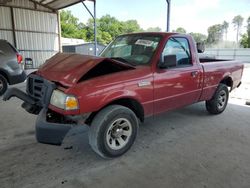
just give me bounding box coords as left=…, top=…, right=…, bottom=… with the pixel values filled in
left=173, top=27, right=186, bottom=33
left=222, top=21, right=229, bottom=41
left=98, top=15, right=124, bottom=39
left=247, top=16, right=250, bottom=48
left=232, top=15, right=244, bottom=44
left=97, top=31, right=113, bottom=45
left=84, top=14, right=143, bottom=45
left=189, top=32, right=207, bottom=43
left=122, top=20, right=142, bottom=33
left=146, top=27, right=162, bottom=32
left=240, top=16, right=250, bottom=48
left=240, top=33, right=249, bottom=48
left=207, top=24, right=223, bottom=45
left=60, top=10, right=84, bottom=39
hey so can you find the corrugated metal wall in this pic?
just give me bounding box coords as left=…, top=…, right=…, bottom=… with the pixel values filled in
left=0, top=7, right=13, bottom=44
left=205, top=49, right=250, bottom=63
left=0, top=0, right=60, bottom=68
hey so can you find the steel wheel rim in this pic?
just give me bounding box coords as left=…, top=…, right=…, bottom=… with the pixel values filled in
left=106, top=118, right=132, bottom=150
left=217, top=90, right=227, bottom=109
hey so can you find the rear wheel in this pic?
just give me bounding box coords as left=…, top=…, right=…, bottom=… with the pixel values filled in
left=206, top=84, right=229, bottom=114
left=0, top=74, right=8, bottom=96
left=88, top=105, right=139, bottom=158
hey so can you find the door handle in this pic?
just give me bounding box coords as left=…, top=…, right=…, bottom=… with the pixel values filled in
left=191, top=71, right=198, bottom=77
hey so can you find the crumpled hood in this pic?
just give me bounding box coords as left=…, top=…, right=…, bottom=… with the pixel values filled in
left=36, top=53, right=131, bottom=87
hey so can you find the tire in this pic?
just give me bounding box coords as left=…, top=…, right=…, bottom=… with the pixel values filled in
left=0, top=74, right=8, bottom=96
left=88, top=105, right=139, bottom=158
left=206, top=84, right=229, bottom=114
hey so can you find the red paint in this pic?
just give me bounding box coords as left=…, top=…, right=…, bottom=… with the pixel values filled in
left=37, top=33, right=244, bottom=117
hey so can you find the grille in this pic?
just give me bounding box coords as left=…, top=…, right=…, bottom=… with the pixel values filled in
left=27, top=76, right=44, bottom=101
left=26, top=74, right=56, bottom=107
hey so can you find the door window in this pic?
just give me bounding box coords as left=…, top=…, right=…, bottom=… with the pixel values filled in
left=162, top=37, right=192, bottom=66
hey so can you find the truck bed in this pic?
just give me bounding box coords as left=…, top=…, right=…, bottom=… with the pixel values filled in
left=199, top=59, right=244, bottom=101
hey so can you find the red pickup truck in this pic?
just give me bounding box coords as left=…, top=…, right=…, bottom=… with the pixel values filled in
left=4, top=33, right=243, bottom=158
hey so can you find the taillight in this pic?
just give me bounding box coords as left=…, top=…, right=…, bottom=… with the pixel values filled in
left=17, top=53, right=23, bottom=64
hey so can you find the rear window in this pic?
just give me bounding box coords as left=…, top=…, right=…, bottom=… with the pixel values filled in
left=7, top=42, right=18, bottom=53
left=0, top=40, right=18, bottom=54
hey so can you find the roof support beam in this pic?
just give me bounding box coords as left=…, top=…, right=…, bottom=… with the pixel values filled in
left=166, top=0, right=171, bottom=32
left=28, top=0, right=55, bottom=11
left=81, top=0, right=97, bottom=56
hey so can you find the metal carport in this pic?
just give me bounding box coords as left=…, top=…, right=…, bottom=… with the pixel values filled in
left=0, top=0, right=170, bottom=68
left=0, top=0, right=95, bottom=68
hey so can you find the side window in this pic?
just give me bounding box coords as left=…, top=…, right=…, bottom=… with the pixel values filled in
left=162, top=37, right=192, bottom=66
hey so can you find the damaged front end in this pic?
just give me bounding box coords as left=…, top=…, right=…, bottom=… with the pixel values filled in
left=4, top=74, right=56, bottom=115
left=36, top=109, right=74, bottom=145
left=2, top=53, right=135, bottom=145
left=3, top=74, right=73, bottom=145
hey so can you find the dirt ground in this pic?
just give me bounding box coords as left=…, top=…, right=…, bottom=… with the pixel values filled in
left=0, top=65, right=250, bottom=188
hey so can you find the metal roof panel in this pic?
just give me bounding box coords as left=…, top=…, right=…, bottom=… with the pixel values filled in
left=33, top=0, right=95, bottom=10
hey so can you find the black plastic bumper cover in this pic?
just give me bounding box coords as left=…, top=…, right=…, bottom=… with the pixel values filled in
left=36, top=109, right=72, bottom=145
left=3, top=87, right=35, bottom=104
left=9, top=71, right=26, bottom=85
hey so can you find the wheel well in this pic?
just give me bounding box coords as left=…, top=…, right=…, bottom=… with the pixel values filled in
left=220, top=77, right=233, bottom=90
left=0, top=70, right=9, bottom=83
left=85, top=98, right=144, bottom=125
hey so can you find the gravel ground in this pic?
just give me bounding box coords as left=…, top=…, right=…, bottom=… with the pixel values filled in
left=0, top=65, right=250, bottom=188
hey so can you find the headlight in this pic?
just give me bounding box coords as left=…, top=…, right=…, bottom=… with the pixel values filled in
left=50, top=90, right=79, bottom=110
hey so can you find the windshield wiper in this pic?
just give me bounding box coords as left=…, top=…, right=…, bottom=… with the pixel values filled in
left=110, top=57, right=136, bottom=66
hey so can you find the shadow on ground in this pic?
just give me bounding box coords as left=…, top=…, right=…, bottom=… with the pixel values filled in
left=1, top=97, right=250, bottom=188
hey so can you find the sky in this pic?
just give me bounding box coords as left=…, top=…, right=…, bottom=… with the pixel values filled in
left=65, top=0, right=250, bottom=41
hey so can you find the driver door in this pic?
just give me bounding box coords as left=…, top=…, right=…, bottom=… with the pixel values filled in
left=153, top=37, right=202, bottom=114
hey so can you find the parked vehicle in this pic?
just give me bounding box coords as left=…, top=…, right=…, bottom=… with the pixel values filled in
left=3, top=33, right=244, bottom=158
left=0, top=40, right=26, bottom=95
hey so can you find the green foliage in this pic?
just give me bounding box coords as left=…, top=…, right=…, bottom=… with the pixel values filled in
left=232, top=15, right=244, bottom=43
left=146, top=27, right=162, bottom=32
left=240, top=16, right=250, bottom=48
left=60, top=10, right=86, bottom=39
left=247, top=17, right=250, bottom=48
left=222, top=21, right=229, bottom=40
left=232, top=15, right=244, bottom=29
left=207, top=24, right=223, bottom=45
left=83, top=15, right=143, bottom=45
left=240, top=33, right=249, bottom=48
left=60, top=11, right=143, bottom=45
left=173, top=27, right=186, bottom=33
left=122, top=20, right=143, bottom=33
left=97, top=15, right=123, bottom=40
left=60, top=11, right=248, bottom=48
left=189, top=32, right=207, bottom=43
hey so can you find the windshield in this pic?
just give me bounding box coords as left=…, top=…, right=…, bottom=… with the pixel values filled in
left=100, top=34, right=161, bottom=66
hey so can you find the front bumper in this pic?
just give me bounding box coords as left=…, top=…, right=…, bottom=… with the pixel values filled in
left=36, top=109, right=72, bottom=145
left=4, top=88, right=74, bottom=145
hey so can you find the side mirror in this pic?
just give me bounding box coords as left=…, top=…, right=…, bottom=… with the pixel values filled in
left=197, top=42, right=205, bottom=53
left=159, top=54, right=177, bottom=69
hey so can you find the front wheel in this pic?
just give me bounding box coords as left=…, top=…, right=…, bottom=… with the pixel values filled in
left=206, top=84, right=229, bottom=114
left=0, top=74, right=8, bottom=96
left=88, top=105, right=139, bottom=158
